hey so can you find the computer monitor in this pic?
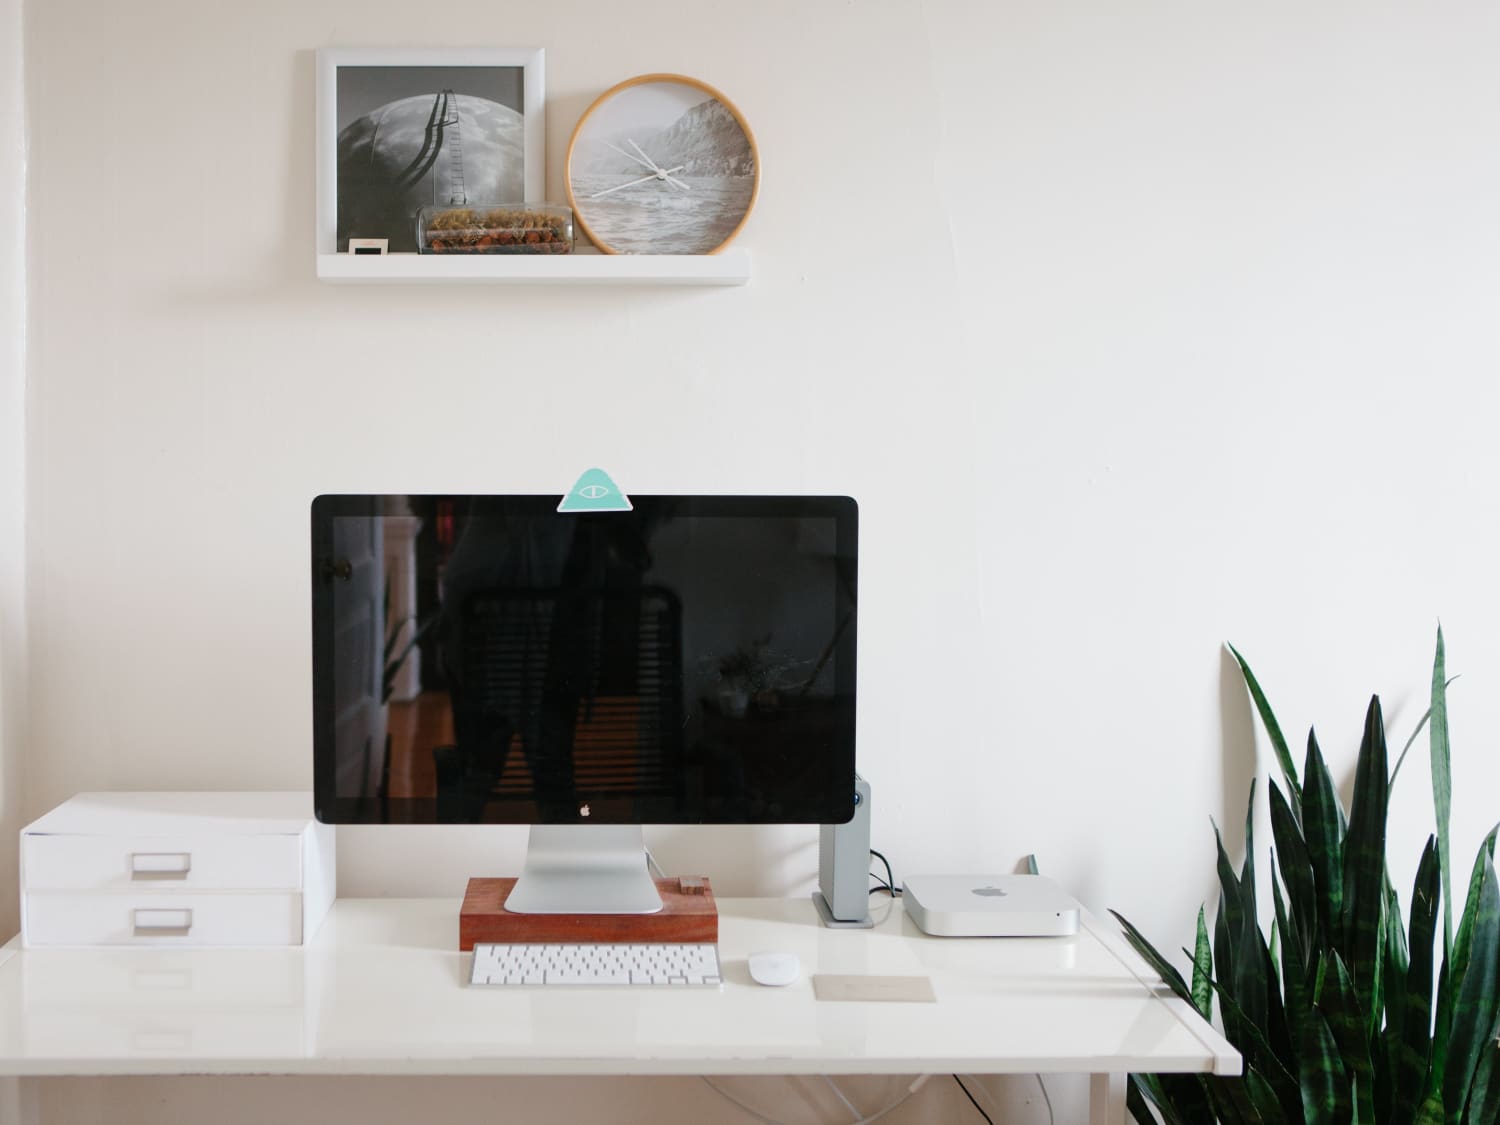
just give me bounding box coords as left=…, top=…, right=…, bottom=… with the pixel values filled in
left=311, top=494, right=858, bottom=913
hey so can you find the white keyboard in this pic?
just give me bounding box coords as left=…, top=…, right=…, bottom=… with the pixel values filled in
left=469, top=942, right=723, bottom=988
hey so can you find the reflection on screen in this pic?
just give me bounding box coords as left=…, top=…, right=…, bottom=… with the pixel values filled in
left=319, top=496, right=856, bottom=825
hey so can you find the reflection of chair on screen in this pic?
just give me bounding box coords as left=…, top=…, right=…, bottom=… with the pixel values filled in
left=435, top=586, right=684, bottom=822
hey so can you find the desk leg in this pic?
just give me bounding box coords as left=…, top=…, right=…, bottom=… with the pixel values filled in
left=1090, top=1073, right=1126, bottom=1125
left=0, top=1077, right=38, bottom=1125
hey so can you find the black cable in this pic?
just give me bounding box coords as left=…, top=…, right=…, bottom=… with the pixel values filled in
left=952, top=1076, right=994, bottom=1125
left=870, top=849, right=898, bottom=897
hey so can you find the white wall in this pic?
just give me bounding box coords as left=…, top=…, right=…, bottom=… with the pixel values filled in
left=0, top=0, right=26, bottom=942
left=19, top=1, right=1500, bottom=1122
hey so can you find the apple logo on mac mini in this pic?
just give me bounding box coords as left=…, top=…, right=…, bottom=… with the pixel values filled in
left=971, top=886, right=1008, bottom=898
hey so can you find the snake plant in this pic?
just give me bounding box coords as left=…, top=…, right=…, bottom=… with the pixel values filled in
left=1113, top=627, right=1499, bottom=1124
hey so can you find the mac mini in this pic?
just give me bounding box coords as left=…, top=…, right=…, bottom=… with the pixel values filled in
left=901, top=874, right=1080, bottom=937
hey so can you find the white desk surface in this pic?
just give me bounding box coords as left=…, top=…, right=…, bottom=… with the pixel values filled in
left=0, top=897, right=1239, bottom=1079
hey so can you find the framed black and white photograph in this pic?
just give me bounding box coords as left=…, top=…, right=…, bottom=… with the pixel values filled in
left=316, top=48, right=544, bottom=254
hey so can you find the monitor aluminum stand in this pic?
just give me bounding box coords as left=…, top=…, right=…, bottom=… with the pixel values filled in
left=505, top=825, right=664, bottom=914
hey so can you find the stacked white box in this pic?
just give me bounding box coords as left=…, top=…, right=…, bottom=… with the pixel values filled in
left=20, top=792, right=335, bottom=947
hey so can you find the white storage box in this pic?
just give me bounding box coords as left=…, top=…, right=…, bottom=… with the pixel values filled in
left=20, top=792, right=335, bottom=948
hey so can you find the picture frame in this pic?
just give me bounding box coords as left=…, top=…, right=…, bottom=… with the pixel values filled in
left=315, top=48, right=545, bottom=255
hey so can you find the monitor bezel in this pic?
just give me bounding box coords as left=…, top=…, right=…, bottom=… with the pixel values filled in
left=310, top=493, right=858, bottom=827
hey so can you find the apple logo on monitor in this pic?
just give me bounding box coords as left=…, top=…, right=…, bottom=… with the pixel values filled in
left=579, top=804, right=591, bottom=818
left=971, top=885, right=1008, bottom=898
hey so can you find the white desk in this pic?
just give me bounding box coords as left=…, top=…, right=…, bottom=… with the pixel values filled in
left=0, top=897, right=1238, bottom=1125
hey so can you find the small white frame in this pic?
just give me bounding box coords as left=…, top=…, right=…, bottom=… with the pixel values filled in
left=315, top=47, right=546, bottom=256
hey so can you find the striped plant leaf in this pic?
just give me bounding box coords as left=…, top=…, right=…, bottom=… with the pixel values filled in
left=1271, top=780, right=1318, bottom=968
left=1230, top=643, right=1303, bottom=822
left=1109, top=910, right=1195, bottom=1008
left=1396, top=837, right=1442, bottom=1124
left=1340, top=695, right=1389, bottom=1030
left=1246, top=1066, right=1292, bottom=1125
left=1216, top=889, right=1240, bottom=1047
left=1214, top=1074, right=1260, bottom=1125
left=1430, top=958, right=1453, bottom=1111
left=1299, top=1007, right=1353, bottom=1125
left=1433, top=827, right=1500, bottom=1113
left=1381, top=879, right=1410, bottom=1122
left=1319, top=951, right=1375, bottom=1125
left=1463, top=1043, right=1500, bottom=1125
left=1416, top=1092, right=1446, bottom=1124
left=1213, top=981, right=1304, bottom=1116
left=1431, top=625, right=1453, bottom=957
left=1443, top=854, right=1499, bottom=1124
left=1126, top=1074, right=1162, bottom=1125
left=1271, top=867, right=1308, bottom=1089
left=1451, top=826, right=1499, bottom=1009
left=1388, top=675, right=1458, bottom=794
left=1128, top=1072, right=1209, bottom=1125
left=1192, top=904, right=1213, bottom=1021
left=1232, top=784, right=1272, bottom=1041
left=1214, top=818, right=1252, bottom=1038
left=1302, top=730, right=1345, bottom=948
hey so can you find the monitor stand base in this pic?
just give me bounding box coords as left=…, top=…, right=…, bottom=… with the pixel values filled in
left=812, top=891, right=875, bottom=929
left=459, top=875, right=718, bottom=950
left=504, top=825, right=664, bottom=915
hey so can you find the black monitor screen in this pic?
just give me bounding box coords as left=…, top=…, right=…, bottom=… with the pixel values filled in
left=311, top=495, right=857, bottom=825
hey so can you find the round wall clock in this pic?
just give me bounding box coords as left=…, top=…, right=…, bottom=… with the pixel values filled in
left=565, top=74, right=759, bottom=255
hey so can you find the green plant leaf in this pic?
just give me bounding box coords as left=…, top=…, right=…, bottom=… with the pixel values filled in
left=1128, top=1073, right=1187, bottom=1125
left=1230, top=643, right=1303, bottom=823
left=1431, top=624, right=1454, bottom=957
left=1463, top=1043, right=1500, bottom=1125
left=1388, top=675, right=1459, bottom=794
left=1433, top=827, right=1500, bottom=1114
left=1271, top=780, right=1318, bottom=968
left=1384, top=876, right=1410, bottom=1112
left=1212, top=980, right=1304, bottom=1117
left=1218, top=1074, right=1262, bottom=1125
left=1319, top=951, right=1375, bottom=1125
left=1303, top=729, right=1345, bottom=949
left=1396, top=837, right=1442, bottom=1124
left=1109, top=911, right=1195, bottom=1009
left=1416, top=1092, right=1446, bottom=1124
left=1431, top=957, right=1454, bottom=1110
left=1341, top=695, right=1389, bottom=1031
left=1214, top=818, right=1251, bottom=1039
left=1451, top=826, right=1500, bottom=1010
left=1192, top=905, right=1213, bottom=1021
left=1246, top=1066, right=1293, bottom=1124
left=1271, top=868, right=1308, bottom=1074
left=1443, top=854, right=1500, bottom=1124
left=1126, top=1074, right=1163, bottom=1125
left=1299, top=1007, right=1353, bottom=1125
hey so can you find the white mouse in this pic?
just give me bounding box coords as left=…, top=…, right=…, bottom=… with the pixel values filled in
left=747, top=951, right=800, bottom=987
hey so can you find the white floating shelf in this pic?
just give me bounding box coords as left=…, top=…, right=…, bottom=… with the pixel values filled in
left=316, top=248, right=750, bottom=286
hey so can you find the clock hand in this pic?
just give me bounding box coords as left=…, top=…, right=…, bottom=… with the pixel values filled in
left=589, top=166, right=688, bottom=200
left=627, top=139, right=662, bottom=171
left=606, top=140, right=657, bottom=172
left=625, top=140, right=691, bottom=190
left=589, top=172, right=663, bottom=199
